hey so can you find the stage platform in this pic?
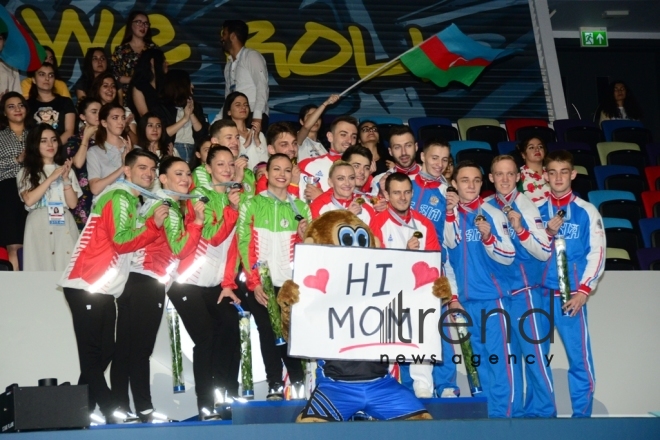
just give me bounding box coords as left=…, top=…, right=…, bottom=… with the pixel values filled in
left=3, top=417, right=659, bottom=440
left=3, top=398, right=660, bottom=439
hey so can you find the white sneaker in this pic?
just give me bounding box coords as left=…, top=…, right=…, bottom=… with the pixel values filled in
left=440, top=388, right=459, bottom=398
left=413, top=383, right=434, bottom=398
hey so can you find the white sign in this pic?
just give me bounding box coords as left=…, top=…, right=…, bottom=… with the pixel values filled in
left=289, top=244, right=444, bottom=362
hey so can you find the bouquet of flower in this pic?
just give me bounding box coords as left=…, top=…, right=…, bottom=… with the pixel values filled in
left=238, top=311, right=254, bottom=399
left=255, top=260, right=286, bottom=346
left=554, top=235, right=571, bottom=316
left=453, top=313, right=482, bottom=396
left=166, top=302, right=185, bottom=393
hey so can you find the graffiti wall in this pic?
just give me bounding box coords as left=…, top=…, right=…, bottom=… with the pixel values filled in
left=4, top=0, right=547, bottom=121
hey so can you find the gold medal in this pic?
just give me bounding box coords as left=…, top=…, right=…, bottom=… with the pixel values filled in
left=413, top=231, right=423, bottom=239
left=370, top=196, right=380, bottom=205
left=474, top=214, right=487, bottom=224
left=355, top=197, right=365, bottom=205
left=557, top=209, right=566, bottom=218
left=502, top=205, right=512, bottom=215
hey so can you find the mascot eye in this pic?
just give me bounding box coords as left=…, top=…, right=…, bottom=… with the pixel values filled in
left=354, top=228, right=370, bottom=248
left=338, top=226, right=356, bottom=247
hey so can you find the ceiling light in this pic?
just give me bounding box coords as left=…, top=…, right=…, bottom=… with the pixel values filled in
left=602, top=10, right=629, bottom=18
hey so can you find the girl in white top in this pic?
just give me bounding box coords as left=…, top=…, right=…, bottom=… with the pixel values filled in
left=296, top=94, right=339, bottom=161
left=17, top=124, right=82, bottom=270
left=87, top=103, right=132, bottom=196
left=222, top=91, right=268, bottom=169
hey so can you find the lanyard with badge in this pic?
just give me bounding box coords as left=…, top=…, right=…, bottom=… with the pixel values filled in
left=388, top=207, right=423, bottom=238
left=460, top=199, right=486, bottom=224
left=161, top=190, right=210, bottom=205
left=332, top=193, right=366, bottom=213
left=46, top=177, right=65, bottom=225
left=546, top=195, right=572, bottom=221
left=267, top=190, right=305, bottom=222
left=496, top=189, right=518, bottom=217
left=419, top=170, right=448, bottom=186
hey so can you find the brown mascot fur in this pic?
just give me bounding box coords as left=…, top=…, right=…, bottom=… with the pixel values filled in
left=277, top=210, right=453, bottom=422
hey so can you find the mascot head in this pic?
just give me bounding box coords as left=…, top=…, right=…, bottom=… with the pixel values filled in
left=304, top=210, right=379, bottom=248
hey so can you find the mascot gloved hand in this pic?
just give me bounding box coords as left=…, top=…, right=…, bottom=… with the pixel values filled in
left=278, top=279, right=298, bottom=343
left=278, top=210, right=445, bottom=422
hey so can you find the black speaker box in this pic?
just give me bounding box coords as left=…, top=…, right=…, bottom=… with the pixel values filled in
left=0, top=384, right=89, bottom=433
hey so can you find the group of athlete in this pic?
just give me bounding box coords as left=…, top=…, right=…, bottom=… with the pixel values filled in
left=58, top=114, right=605, bottom=422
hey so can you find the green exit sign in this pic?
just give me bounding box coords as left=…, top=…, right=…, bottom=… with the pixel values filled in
left=580, top=28, right=608, bottom=47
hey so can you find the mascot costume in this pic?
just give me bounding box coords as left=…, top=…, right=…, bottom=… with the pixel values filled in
left=277, top=210, right=452, bottom=422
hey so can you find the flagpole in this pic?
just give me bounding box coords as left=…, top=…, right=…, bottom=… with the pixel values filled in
left=339, top=33, right=436, bottom=97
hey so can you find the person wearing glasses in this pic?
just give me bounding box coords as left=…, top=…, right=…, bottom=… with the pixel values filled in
left=111, top=11, right=158, bottom=96
left=517, top=137, right=550, bottom=205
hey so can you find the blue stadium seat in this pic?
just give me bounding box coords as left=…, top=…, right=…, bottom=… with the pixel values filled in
left=637, top=248, right=660, bottom=270
left=589, top=190, right=636, bottom=210
left=612, top=126, right=653, bottom=150
left=449, top=140, right=492, bottom=160
left=602, top=217, right=641, bottom=266
left=602, top=217, right=633, bottom=230
left=553, top=119, right=599, bottom=143
left=408, top=117, right=453, bottom=137
left=593, top=165, right=646, bottom=201
left=466, top=125, right=508, bottom=152
left=639, top=218, right=660, bottom=248
left=646, top=143, right=660, bottom=166
left=589, top=190, right=645, bottom=231
left=563, top=125, right=602, bottom=150
left=497, top=141, right=517, bottom=155
left=601, top=120, right=644, bottom=142
left=515, top=126, right=556, bottom=146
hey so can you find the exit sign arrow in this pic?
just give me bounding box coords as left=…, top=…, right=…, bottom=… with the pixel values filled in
left=580, top=28, right=608, bottom=47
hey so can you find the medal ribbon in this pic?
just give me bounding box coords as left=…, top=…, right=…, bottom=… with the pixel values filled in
left=117, top=179, right=161, bottom=200
left=387, top=207, right=417, bottom=231
left=267, top=190, right=303, bottom=219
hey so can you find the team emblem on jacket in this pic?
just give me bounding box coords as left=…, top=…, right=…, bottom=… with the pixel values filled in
left=281, top=218, right=289, bottom=228
left=243, top=183, right=252, bottom=193
left=430, top=196, right=439, bottom=206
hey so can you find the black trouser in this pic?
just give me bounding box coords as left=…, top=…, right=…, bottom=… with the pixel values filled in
left=167, top=283, right=240, bottom=410
left=110, top=273, right=165, bottom=413
left=236, top=280, right=304, bottom=386
left=63, top=288, right=116, bottom=416
left=260, top=113, right=269, bottom=134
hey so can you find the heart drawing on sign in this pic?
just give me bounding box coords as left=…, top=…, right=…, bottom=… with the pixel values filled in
left=303, top=269, right=330, bottom=293
left=412, top=261, right=439, bottom=290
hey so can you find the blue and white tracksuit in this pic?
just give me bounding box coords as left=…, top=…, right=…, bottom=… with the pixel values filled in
left=539, top=191, right=605, bottom=418
left=406, top=174, right=459, bottom=397
left=444, top=197, right=517, bottom=418
left=485, top=191, right=555, bottom=417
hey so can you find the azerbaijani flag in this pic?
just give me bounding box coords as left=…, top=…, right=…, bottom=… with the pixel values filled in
left=0, top=6, right=45, bottom=71
left=400, top=24, right=519, bottom=88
